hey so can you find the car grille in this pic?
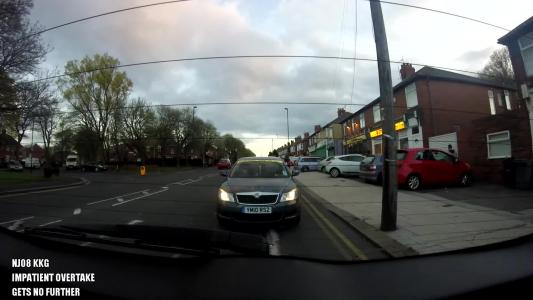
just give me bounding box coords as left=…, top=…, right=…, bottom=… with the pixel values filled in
left=236, top=193, right=279, bottom=204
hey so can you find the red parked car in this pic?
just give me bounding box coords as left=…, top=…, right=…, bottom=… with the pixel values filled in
left=216, top=159, right=232, bottom=170
left=397, top=148, right=472, bottom=191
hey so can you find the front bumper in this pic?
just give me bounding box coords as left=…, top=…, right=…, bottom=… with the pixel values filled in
left=217, top=200, right=301, bottom=224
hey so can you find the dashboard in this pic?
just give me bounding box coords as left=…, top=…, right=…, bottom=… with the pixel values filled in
left=2, top=228, right=533, bottom=299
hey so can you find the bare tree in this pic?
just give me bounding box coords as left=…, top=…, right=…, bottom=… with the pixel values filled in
left=480, top=48, right=515, bottom=82
left=35, top=97, right=60, bottom=161
left=0, top=0, right=49, bottom=76
left=122, top=98, right=155, bottom=160
left=11, top=78, right=52, bottom=158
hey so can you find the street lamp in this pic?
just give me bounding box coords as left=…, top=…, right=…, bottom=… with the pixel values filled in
left=284, top=108, right=289, bottom=150
left=192, top=106, right=197, bottom=122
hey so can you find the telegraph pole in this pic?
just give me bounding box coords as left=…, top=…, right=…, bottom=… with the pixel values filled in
left=370, top=0, right=397, bottom=231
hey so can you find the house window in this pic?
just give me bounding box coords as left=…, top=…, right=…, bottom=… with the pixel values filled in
left=496, top=92, right=503, bottom=106
left=488, top=90, right=495, bottom=115
left=519, top=33, right=533, bottom=76
left=504, top=90, right=511, bottom=110
left=373, top=105, right=381, bottom=122
left=487, top=130, right=511, bottom=159
left=405, top=83, right=418, bottom=108
left=360, top=114, right=365, bottom=128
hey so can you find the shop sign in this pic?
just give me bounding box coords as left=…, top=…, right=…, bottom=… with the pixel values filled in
left=370, top=121, right=406, bottom=138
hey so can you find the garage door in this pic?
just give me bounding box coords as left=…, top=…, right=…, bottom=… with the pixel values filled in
left=428, top=132, right=458, bottom=155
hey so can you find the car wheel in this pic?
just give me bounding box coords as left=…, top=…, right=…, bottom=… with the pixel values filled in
left=302, top=166, right=309, bottom=172
left=406, top=174, right=421, bottom=191
left=376, top=173, right=383, bottom=185
left=459, top=173, right=472, bottom=187
left=329, top=168, right=340, bottom=178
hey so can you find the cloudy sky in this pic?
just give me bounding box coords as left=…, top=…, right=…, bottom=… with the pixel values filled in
left=29, top=0, right=533, bottom=156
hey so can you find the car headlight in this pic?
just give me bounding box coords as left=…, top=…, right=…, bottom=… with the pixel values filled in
left=281, top=188, right=298, bottom=202
left=218, top=189, right=234, bottom=202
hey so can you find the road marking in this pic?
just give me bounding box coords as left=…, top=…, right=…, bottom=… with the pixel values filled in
left=0, top=178, right=89, bottom=199
left=38, top=219, right=62, bottom=227
left=171, top=254, right=181, bottom=259
left=80, top=242, right=92, bottom=247
left=266, top=230, right=281, bottom=256
left=127, top=219, right=144, bottom=225
left=86, top=189, right=149, bottom=205
left=112, top=189, right=168, bottom=207
left=0, top=216, right=34, bottom=225
left=302, top=195, right=368, bottom=260
left=303, top=201, right=352, bottom=261
left=73, top=208, right=82, bottom=215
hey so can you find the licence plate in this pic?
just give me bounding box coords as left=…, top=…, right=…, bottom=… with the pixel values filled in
left=242, top=206, right=272, bottom=214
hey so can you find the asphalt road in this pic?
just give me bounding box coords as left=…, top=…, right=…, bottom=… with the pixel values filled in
left=0, top=168, right=388, bottom=261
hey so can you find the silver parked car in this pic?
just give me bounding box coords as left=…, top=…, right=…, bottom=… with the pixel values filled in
left=319, top=156, right=336, bottom=172
left=324, top=154, right=366, bottom=178
left=296, top=156, right=322, bottom=172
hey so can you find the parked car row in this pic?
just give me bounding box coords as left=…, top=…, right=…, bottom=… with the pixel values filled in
left=359, top=148, right=472, bottom=190
left=289, top=147, right=473, bottom=191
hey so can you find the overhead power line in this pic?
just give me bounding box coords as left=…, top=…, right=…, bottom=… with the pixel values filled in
left=367, top=0, right=510, bottom=31
left=23, top=0, right=192, bottom=40
left=25, top=54, right=500, bottom=83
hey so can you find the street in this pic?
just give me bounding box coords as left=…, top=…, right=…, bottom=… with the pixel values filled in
left=0, top=168, right=388, bottom=261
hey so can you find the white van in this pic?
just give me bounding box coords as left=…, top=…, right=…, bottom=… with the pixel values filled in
left=65, top=155, right=79, bottom=169
left=22, top=157, right=41, bottom=169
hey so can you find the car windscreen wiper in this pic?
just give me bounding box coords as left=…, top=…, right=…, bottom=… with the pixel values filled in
left=21, top=224, right=270, bottom=256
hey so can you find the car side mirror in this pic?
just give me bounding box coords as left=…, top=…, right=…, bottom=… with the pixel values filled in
left=220, top=170, right=228, bottom=177
left=292, top=169, right=300, bottom=176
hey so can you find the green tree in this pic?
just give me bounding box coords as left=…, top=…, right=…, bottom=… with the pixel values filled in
left=59, top=54, right=132, bottom=161
left=480, top=48, right=515, bottom=82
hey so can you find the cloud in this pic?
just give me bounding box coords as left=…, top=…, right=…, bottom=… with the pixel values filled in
left=29, top=0, right=533, bottom=155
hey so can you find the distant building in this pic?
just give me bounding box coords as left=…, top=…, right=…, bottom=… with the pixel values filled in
left=0, top=129, right=19, bottom=163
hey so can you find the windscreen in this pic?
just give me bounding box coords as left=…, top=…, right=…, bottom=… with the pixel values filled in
left=230, top=161, right=289, bottom=178
left=0, top=0, right=531, bottom=285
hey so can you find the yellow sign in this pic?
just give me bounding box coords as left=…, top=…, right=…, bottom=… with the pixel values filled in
left=370, top=121, right=406, bottom=138
left=345, top=134, right=367, bottom=145
left=395, top=121, right=406, bottom=131
left=370, top=128, right=382, bottom=138
left=140, top=165, right=146, bottom=176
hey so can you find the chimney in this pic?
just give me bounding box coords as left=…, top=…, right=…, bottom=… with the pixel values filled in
left=314, top=125, right=321, bottom=133
left=295, top=136, right=302, bottom=142
left=337, top=108, right=346, bottom=117
left=304, top=132, right=309, bottom=139
left=400, top=63, right=415, bottom=80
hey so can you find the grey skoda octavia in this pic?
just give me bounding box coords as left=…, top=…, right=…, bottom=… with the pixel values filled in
left=217, top=157, right=301, bottom=226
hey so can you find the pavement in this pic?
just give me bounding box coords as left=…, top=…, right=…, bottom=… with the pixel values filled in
left=295, top=171, right=533, bottom=255
left=0, top=168, right=389, bottom=261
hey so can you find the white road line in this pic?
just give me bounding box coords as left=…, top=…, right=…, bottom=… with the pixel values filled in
left=0, top=178, right=89, bottom=199
left=80, top=242, right=92, bottom=247
left=0, top=216, right=34, bottom=225
left=127, top=219, right=144, bottom=225
left=266, top=230, right=281, bottom=256
left=111, top=189, right=168, bottom=207
left=38, top=219, right=62, bottom=227
left=86, top=189, right=149, bottom=205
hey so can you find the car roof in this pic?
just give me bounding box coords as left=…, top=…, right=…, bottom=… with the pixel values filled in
left=238, top=157, right=283, bottom=162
